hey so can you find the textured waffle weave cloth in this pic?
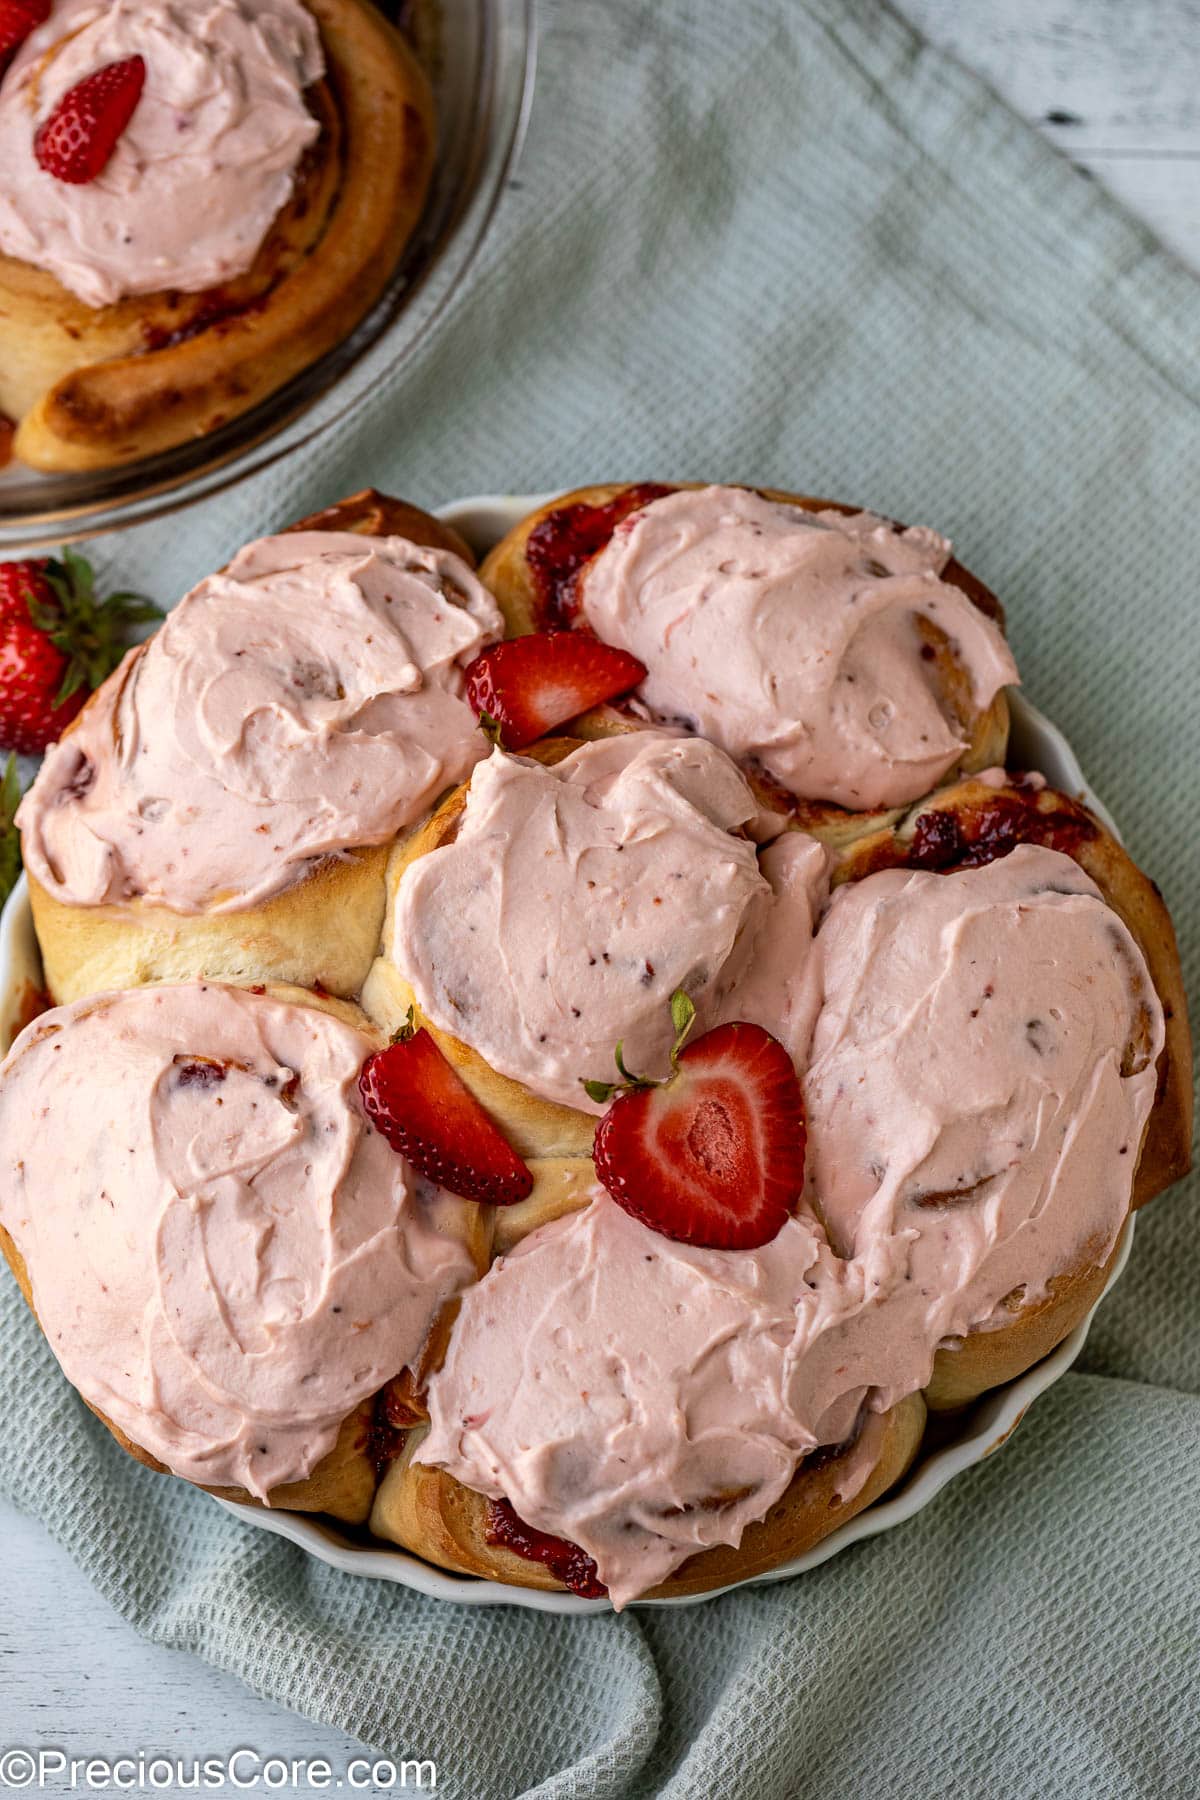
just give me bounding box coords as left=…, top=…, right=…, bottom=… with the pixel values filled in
left=2, top=2, right=1197, bottom=1794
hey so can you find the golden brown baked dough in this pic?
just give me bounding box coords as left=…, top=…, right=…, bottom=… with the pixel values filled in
left=0, top=980, right=491, bottom=1523
left=27, top=490, right=478, bottom=1006
left=479, top=483, right=1013, bottom=851
left=0, top=0, right=433, bottom=473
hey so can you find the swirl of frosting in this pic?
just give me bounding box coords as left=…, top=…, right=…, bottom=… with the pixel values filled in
left=0, top=984, right=475, bottom=1496
left=18, top=531, right=503, bottom=914
left=389, top=733, right=832, bottom=1113
left=420, top=1192, right=878, bottom=1609
left=579, top=485, right=1019, bottom=811
left=0, top=0, right=324, bottom=307
left=419, top=844, right=1163, bottom=1604
left=802, top=844, right=1164, bottom=1325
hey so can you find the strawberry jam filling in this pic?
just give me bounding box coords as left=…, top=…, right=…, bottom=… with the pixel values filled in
left=361, top=1377, right=422, bottom=1480
left=485, top=1498, right=608, bottom=1599
left=908, top=789, right=1097, bottom=872
left=526, top=483, right=672, bottom=624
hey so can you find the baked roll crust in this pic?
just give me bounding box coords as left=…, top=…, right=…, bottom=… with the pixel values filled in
left=0, top=0, right=433, bottom=473
left=371, top=1394, right=927, bottom=1599
left=25, top=490, right=488, bottom=1005
left=479, top=483, right=1013, bottom=849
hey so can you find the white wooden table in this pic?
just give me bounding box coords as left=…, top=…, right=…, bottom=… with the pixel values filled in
left=3, top=0, right=1197, bottom=1780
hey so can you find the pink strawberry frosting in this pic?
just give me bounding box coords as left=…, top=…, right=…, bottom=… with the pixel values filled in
left=579, top=486, right=1019, bottom=811
left=0, top=0, right=324, bottom=307
left=18, top=530, right=502, bottom=914
left=0, top=983, right=475, bottom=1498
left=389, top=733, right=832, bottom=1113
left=420, top=1194, right=877, bottom=1608
left=801, top=847, right=1163, bottom=1314
left=419, top=845, right=1162, bottom=1604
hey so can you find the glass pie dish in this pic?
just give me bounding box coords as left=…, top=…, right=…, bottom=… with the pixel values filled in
left=0, top=0, right=535, bottom=553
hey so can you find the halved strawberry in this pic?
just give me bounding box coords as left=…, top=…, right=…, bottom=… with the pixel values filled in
left=34, top=54, right=146, bottom=186
left=358, top=1018, right=533, bottom=1206
left=589, top=993, right=805, bottom=1250
left=463, top=631, right=646, bottom=751
left=0, top=0, right=49, bottom=59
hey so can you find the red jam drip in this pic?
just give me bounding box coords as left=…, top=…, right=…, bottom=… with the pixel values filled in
left=526, top=483, right=672, bottom=625
left=485, top=1498, right=608, bottom=1598
left=361, top=1381, right=413, bottom=1480
left=140, top=288, right=266, bottom=354
left=908, top=791, right=1096, bottom=872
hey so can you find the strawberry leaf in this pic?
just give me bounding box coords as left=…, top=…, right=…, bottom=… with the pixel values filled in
left=580, top=989, right=697, bottom=1107
left=669, top=989, right=697, bottom=1061
left=39, top=547, right=161, bottom=702
left=0, top=753, right=22, bottom=911
left=389, top=1006, right=418, bottom=1046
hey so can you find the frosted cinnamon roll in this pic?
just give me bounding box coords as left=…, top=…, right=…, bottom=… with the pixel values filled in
left=374, top=1192, right=925, bottom=1606
left=0, top=982, right=484, bottom=1519
left=816, top=775, right=1191, bottom=1406
left=19, top=493, right=500, bottom=1003
left=0, top=0, right=433, bottom=472
left=479, top=483, right=1016, bottom=846
left=362, top=729, right=832, bottom=1158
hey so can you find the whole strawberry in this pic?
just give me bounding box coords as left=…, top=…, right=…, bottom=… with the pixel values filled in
left=0, top=551, right=160, bottom=756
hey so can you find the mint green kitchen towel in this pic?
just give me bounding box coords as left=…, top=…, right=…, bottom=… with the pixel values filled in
left=2, top=1, right=1198, bottom=1794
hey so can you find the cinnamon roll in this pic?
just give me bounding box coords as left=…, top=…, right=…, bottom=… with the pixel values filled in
left=0, top=981, right=487, bottom=1520
left=361, top=729, right=832, bottom=1157
left=818, top=772, right=1192, bottom=1408
left=0, top=0, right=433, bottom=473
left=479, top=483, right=1016, bottom=847
left=18, top=492, right=499, bottom=1003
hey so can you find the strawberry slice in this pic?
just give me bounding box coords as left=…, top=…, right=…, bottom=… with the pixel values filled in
left=0, top=0, right=49, bottom=59
left=34, top=55, right=146, bottom=186
left=358, top=1018, right=533, bottom=1206
left=589, top=994, right=806, bottom=1250
left=464, top=631, right=646, bottom=751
